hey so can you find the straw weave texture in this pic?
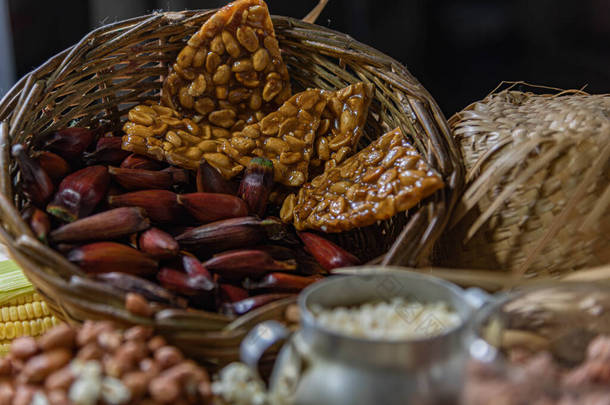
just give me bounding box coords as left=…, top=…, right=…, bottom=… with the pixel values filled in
left=442, top=85, right=609, bottom=278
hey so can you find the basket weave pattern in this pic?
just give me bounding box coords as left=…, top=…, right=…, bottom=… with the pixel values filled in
left=443, top=87, right=609, bottom=277
left=0, top=10, right=462, bottom=364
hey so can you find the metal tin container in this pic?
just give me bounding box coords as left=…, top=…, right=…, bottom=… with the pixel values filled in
left=241, top=267, right=486, bottom=405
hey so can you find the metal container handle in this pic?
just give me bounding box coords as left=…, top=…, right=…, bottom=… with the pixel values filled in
left=240, top=320, right=291, bottom=373
left=463, top=287, right=495, bottom=309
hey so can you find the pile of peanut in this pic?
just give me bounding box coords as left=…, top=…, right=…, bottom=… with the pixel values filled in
left=464, top=335, right=610, bottom=405
left=0, top=321, right=212, bottom=405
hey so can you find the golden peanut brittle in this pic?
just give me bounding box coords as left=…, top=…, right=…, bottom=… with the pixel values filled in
left=284, top=128, right=445, bottom=232
left=161, top=0, right=291, bottom=133
left=122, top=103, right=244, bottom=177
left=221, top=89, right=327, bottom=186
left=313, top=82, right=374, bottom=172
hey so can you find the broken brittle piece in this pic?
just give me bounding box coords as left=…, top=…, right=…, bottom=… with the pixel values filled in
left=222, top=89, right=327, bottom=186
left=121, top=103, right=244, bottom=178
left=162, top=0, right=291, bottom=133
left=313, top=82, right=374, bottom=172
left=284, top=127, right=445, bottom=232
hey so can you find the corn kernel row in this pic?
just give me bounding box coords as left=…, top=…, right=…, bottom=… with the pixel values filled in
left=0, top=295, right=51, bottom=322
left=0, top=293, right=61, bottom=356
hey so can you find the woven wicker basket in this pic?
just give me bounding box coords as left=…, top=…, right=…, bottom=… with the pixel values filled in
left=0, top=9, right=462, bottom=366
left=438, top=83, right=609, bottom=280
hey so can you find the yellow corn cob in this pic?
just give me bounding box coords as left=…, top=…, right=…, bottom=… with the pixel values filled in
left=0, top=293, right=60, bottom=356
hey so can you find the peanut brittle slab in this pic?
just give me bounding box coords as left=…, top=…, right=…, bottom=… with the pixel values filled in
left=122, top=103, right=244, bottom=178
left=161, top=0, right=291, bottom=132
left=283, top=128, right=445, bottom=232
left=313, top=82, right=374, bottom=172
left=221, top=89, right=327, bottom=186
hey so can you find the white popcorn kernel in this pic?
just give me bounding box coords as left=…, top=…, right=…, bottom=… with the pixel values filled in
left=101, top=376, right=131, bottom=405
left=313, top=298, right=461, bottom=340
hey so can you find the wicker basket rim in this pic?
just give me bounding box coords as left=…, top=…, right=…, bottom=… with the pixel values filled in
left=0, top=8, right=464, bottom=364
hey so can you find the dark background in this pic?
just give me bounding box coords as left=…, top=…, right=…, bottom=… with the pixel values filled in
left=3, top=0, right=609, bottom=117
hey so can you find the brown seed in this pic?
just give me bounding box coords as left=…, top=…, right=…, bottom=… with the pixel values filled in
left=252, top=48, right=270, bottom=71
left=209, top=35, right=225, bottom=55
left=235, top=71, right=260, bottom=88
left=149, top=375, right=181, bottom=403
left=154, top=346, right=183, bottom=369
left=248, top=90, right=263, bottom=111
left=232, top=58, right=253, bottom=72
left=205, top=51, right=221, bottom=73
left=178, top=87, right=194, bottom=109
left=262, top=79, right=283, bottom=102
left=236, top=26, right=259, bottom=52
left=221, top=31, right=241, bottom=58
left=280, top=194, right=296, bottom=223
left=10, top=337, right=38, bottom=359
left=192, top=48, right=206, bottom=68
left=264, top=36, right=281, bottom=58
left=228, top=88, right=251, bottom=104
left=215, top=85, right=229, bottom=100
left=209, top=109, right=236, bottom=128
left=45, top=366, right=74, bottom=391
left=188, top=74, right=207, bottom=97
left=123, top=371, right=149, bottom=400
left=97, top=330, right=123, bottom=352
left=20, top=348, right=72, bottom=383
left=12, top=385, right=34, bottom=405
left=76, top=342, right=104, bottom=361
left=38, top=324, right=75, bottom=351
left=126, top=293, right=154, bottom=317
left=148, top=336, right=167, bottom=353
left=212, top=64, right=231, bottom=85
left=194, top=98, right=216, bottom=116
left=124, top=326, right=154, bottom=342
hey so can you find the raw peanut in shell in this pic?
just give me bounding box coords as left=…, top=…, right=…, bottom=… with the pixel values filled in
left=38, top=127, right=94, bottom=161
left=138, top=227, right=180, bottom=259
left=49, top=207, right=150, bottom=243
left=12, top=144, right=54, bottom=207
left=67, top=242, right=158, bottom=275
left=289, top=128, right=445, bottom=232
left=238, top=157, right=274, bottom=217
left=177, top=192, right=248, bottom=223
left=46, top=165, right=110, bottom=222
left=298, top=232, right=360, bottom=270
left=34, top=151, right=71, bottom=185
left=108, top=190, right=188, bottom=224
